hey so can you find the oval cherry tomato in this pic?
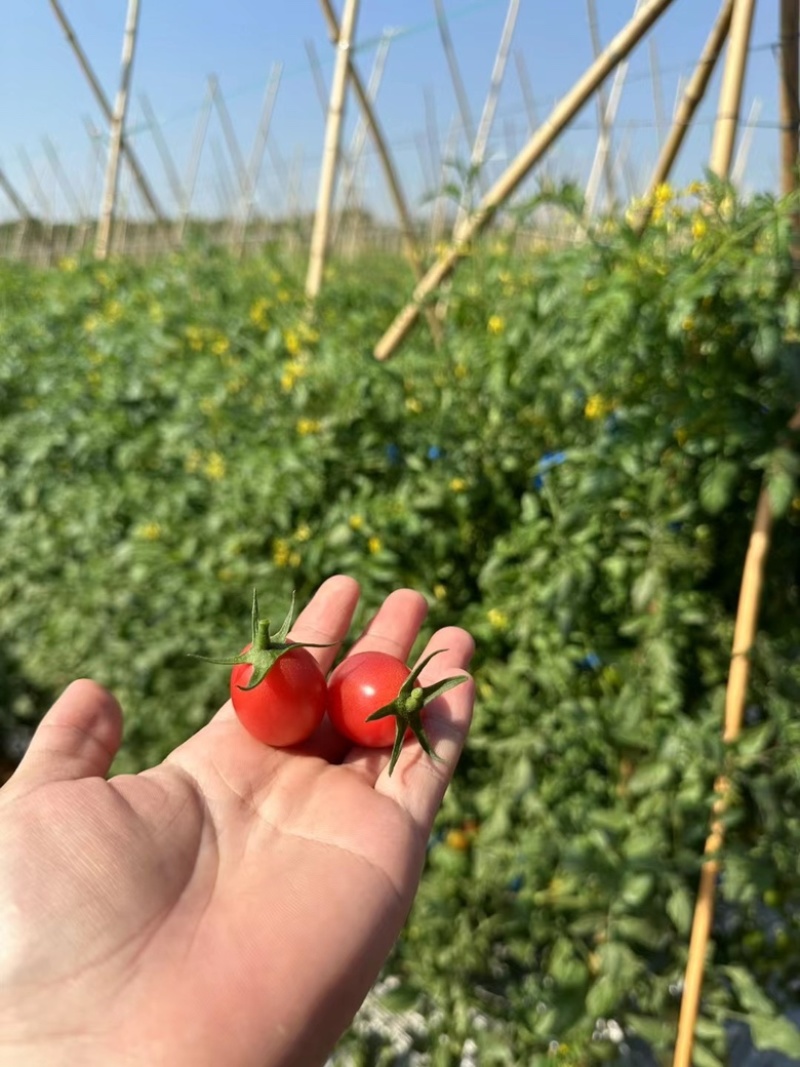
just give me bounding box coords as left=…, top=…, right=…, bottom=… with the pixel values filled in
left=326, top=650, right=415, bottom=748
left=231, top=644, right=326, bottom=747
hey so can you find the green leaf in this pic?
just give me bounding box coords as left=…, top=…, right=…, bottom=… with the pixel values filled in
left=666, top=885, right=694, bottom=935
left=750, top=1014, right=800, bottom=1056
left=691, top=1040, right=724, bottom=1067
left=699, top=460, right=739, bottom=515
left=586, top=974, right=623, bottom=1017
left=722, top=965, right=775, bottom=1015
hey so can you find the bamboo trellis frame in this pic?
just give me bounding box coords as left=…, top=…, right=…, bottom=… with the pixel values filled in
left=177, top=80, right=214, bottom=244
left=709, top=0, right=757, bottom=178
left=232, top=62, right=283, bottom=258
left=373, top=0, right=678, bottom=361
left=305, top=0, right=360, bottom=300
left=48, top=0, right=163, bottom=225
left=95, top=0, right=141, bottom=260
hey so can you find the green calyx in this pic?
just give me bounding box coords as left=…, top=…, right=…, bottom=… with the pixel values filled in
left=197, top=589, right=333, bottom=690
left=366, top=649, right=468, bottom=775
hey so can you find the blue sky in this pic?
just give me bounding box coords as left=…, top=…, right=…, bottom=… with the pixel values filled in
left=0, top=1, right=787, bottom=223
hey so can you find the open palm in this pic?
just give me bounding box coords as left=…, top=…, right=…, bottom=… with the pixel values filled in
left=0, top=576, right=474, bottom=1067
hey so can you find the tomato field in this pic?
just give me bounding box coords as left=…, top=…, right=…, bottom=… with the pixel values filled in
left=2, top=180, right=800, bottom=1063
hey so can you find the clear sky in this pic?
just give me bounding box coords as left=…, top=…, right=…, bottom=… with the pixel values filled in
left=0, top=1, right=787, bottom=223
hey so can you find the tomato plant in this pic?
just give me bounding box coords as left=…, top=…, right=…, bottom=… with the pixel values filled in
left=326, top=649, right=466, bottom=773
left=203, top=591, right=329, bottom=747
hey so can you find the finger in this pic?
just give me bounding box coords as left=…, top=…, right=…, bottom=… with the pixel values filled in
left=11, top=679, right=123, bottom=787
left=346, top=587, right=428, bottom=663
left=373, top=626, right=475, bottom=828
left=288, top=573, right=361, bottom=675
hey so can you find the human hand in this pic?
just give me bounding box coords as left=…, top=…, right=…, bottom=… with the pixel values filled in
left=0, top=576, right=474, bottom=1067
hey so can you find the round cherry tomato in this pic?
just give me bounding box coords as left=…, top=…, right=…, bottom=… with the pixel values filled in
left=230, top=644, right=326, bottom=747
left=326, top=651, right=415, bottom=748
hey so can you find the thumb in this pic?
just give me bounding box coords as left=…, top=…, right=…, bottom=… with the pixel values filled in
left=11, top=679, right=123, bottom=787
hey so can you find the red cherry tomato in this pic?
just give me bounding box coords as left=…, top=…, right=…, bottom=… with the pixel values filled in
left=230, top=644, right=326, bottom=747
left=326, top=650, right=415, bottom=748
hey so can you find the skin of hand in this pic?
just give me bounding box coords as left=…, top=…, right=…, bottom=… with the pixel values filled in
left=0, top=576, right=475, bottom=1067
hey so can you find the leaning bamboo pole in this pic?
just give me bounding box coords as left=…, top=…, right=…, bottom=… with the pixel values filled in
left=305, top=0, right=360, bottom=300
left=709, top=0, right=757, bottom=178
left=453, top=0, right=520, bottom=234
left=780, top=0, right=800, bottom=265
left=209, top=75, right=249, bottom=245
left=639, top=0, right=733, bottom=219
left=139, top=92, right=186, bottom=213
left=95, top=0, right=141, bottom=260
left=0, top=163, right=31, bottom=222
left=585, top=0, right=623, bottom=214
left=672, top=409, right=800, bottom=1067
left=374, top=0, right=678, bottom=361
left=433, top=0, right=479, bottom=173
left=48, top=0, right=163, bottom=223
left=731, top=97, right=762, bottom=187
left=233, top=62, right=283, bottom=257
left=332, top=33, right=392, bottom=248
left=177, top=80, right=214, bottom=245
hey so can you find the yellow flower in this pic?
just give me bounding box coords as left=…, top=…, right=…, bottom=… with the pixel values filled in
left=654, top=182, right=673, bottom=206
left=83, top=313, right=100, bottom=334
left=59, top=256, right=78, bottom=273
left=249, top=297, right=271, bottom=330
left=284, top=328, right=301, bottom=356
left=295, top=523, right=312, bottom=542
left=277, top=288, right=291, bottom=304
left=297, top=418, right=321, bottom=436
left=268, top=270, right=282, bottom=285
left=185, top=325, right=204, bottom=352
left=367, top=536, right=382, bottom=555
left=273, top=539, right=291, bottom=567
left=298, top=321, right=319, bottom=345
left=687, top=180, right=705, bottom=197
left=203, top=452, right=226, bottom=481
left=487, top=608, right=508, bottom=630
left=675, top=427, right=688, bottom=447
left=449, top=478, right=467, bottom=493
left=96, top=269, right=112, bottom=288
left=135, top=521, right=162, bottom=542
left=86, top=370, right=102, bottom=389
left=348, top=514, right=364, bottom=530
left=584, top=394, right=613, bottom=420
left=104, top=299, right=123, bottom=324
left=682, top=316, right=695, bottom=332
left=148, top=301, right=165, bottom=325
left=211, top=333, right=230, bottom=356
left=199, top=397, right=217, bottom=416
left=433, top=583, right=447, bottom=601
left=691, top=215, right=707, bottom=241
left=454, top=362, right=468, bottom=380
left=487, top=314, right=505, bottom=335
left=405, top=397, right=422, bottom=414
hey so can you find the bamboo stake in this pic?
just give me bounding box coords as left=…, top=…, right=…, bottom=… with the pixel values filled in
left=454, top=0, right=520, bottom=233
left=48, top=0, right=163, bottom=223
left=430, top=114, right=460, bottom=247
left=636, top=0, right=734, bottom=232
left=233, top=62, right=283, bottom=258
left=19, top=147, right=55, bottom=265
left=305, top=0, right=360, bottom=300
left=673, top=406, right=800, bottom=1067
left=95, top=0, right=141, bottom=260
left=731, top=97, right=762, bottom=187
left=649, top=38, right=667, bottom=146
left=780, top=0, right=800, bottom=266
left=585, top=0, right=621, bottom=214
left=433, top=0, right=479, bottom=169
left=374, top=0, right=678, bottom=361
left=139, top=92, right=185, bottom=212
left=333, top=34, right=391, bottom=247
left=0, top=162, right=31, bottom=221
left=709, top=0, right=757, bottom=178
left=42, top=137, right=83, bottom=223
left=177, top=79, right=214, bottom=245
left=305, top=38, right=331, bottom=115
left=425, top=87, right=442, bottom=189
left=211, top=136, right=235, bottom=219
left=781, top=0, right=800, bottom=197
left=210, top=76, right=249, bottom=208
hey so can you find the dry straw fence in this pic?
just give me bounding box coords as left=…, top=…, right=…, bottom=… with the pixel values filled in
left=4, top=1, right=800, bottom=1060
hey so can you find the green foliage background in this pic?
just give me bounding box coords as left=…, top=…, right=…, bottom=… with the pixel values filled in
left=1, top=181, right=800, bottom=1063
